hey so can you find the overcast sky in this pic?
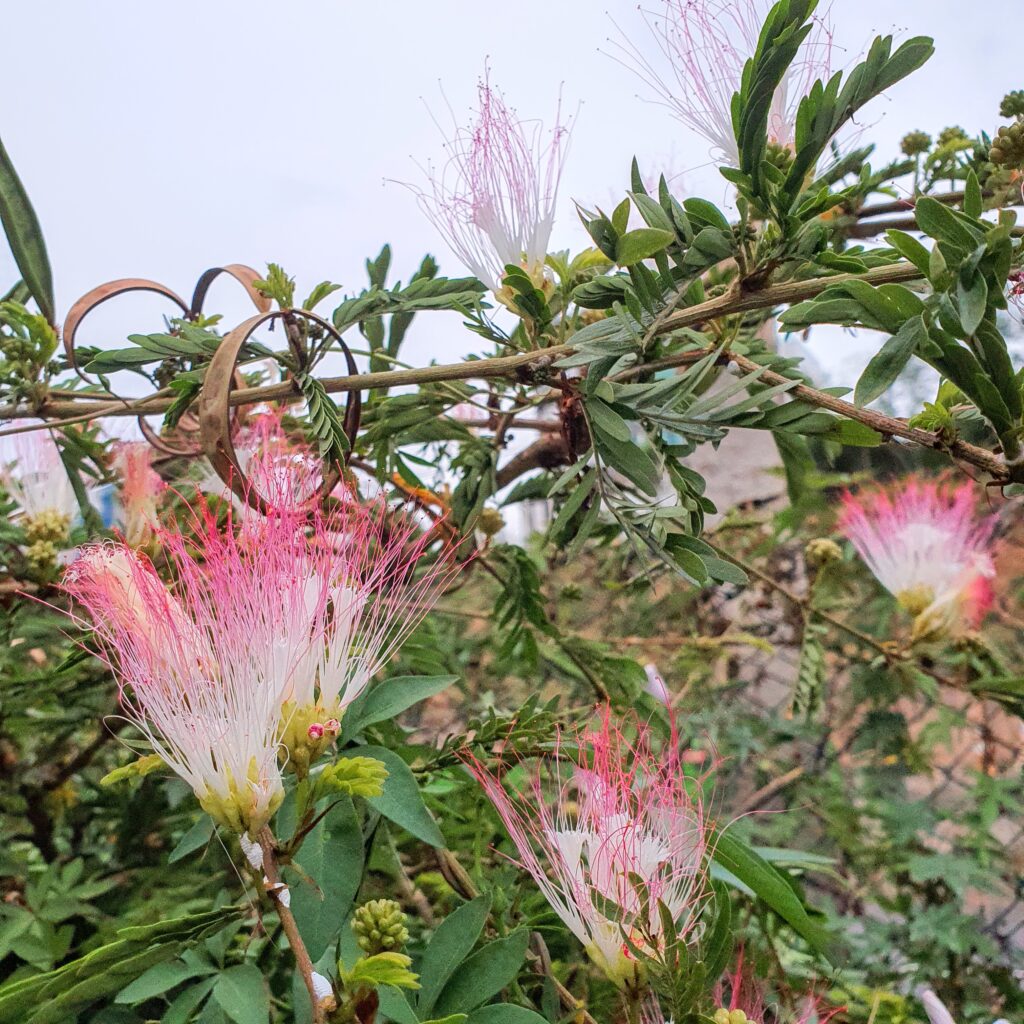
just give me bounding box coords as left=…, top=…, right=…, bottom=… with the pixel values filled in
left=0, top=1, right=1012, bottom=383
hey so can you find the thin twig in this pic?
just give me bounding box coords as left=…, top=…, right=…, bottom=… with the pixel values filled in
left=257, top=827, right=324, bottom=1024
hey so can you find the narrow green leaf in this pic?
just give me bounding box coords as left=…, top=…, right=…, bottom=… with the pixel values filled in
left=417, top=895, right=492, bottom=1016
left=854, top=314, right=925, bottom=406
left=711, top=829, right=833, bottom=961
left=0, top=136, right=53, bottom=323
left=431, top=931, right=529, bottom=1017
left=289, top=796, right=363, bottom=960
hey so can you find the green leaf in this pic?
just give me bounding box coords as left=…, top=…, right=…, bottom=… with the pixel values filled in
left=295, top=371, right=350, bottom=466
left=0, top=136, right=54, bottom=323
left=346, top=676, right=458, bottom=735
left=167, top=816, right=216, bottom=864
left=885, top=230, right=931, bottom=276
left=289, top=795, right=363, bottom=960
left=585, top=398, right=632, bottom=442
left=964, top=170, right=983, bottom=219
left=349, top=745, right=445, bottom=848
left=100, top=753, right=165, bottom=787
left=116, top=960, right=200, bottom=1004
left=915, top=196, right=982, bottom=251
left=0, top=909, right=238, bottom=1024
left=615, top=227, right=675, bottom=266
left=162, top=977, right=218, bottom=1024
left=417, top=895, right=492, bottom=1016
left=957, top=271, right=988, bottom=335
left=854, top=314, right=925, bottom=406
left=345, top=952, right=419, bottom=990
left=378, top=987, right=421, bottom=1024
left=431, top=931, right=529, bottom=1018
left=711, top=829, right=833, bottom=961
left=212, top=965, right=269, bottom=1024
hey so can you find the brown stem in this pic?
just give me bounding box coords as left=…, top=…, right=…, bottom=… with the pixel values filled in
left=257, top=827, right=324, bottom=1024
left=726, top=351, right=1010, bottom=480
left=0, top=263, right=925, bottom=429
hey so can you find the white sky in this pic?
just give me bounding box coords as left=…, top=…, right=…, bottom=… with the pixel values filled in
left=0, top=1, right=1012, bottom=384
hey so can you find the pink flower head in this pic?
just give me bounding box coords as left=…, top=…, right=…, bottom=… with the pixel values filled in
left=2, top=429, right=78, bottom=524
left=62, top=506, right=326, bottom=835
left=199, top=408, right=323, bottom=517
left=714, top=954, right=843, bottom=1024
left=839, top=478, right=996, bottom=639
left=286, top=501, right=461, bottom=717
left=414, top=66, right=572, bottom=293
left=112, top=442, right=164, bottom=546
left=713, top=950, right=767, bottom=1023
left=614, top=1, right=834, bottom=166
left=465, top=706, right=713, bottom=989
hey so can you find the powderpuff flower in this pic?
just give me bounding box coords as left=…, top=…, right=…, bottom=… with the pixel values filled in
left=235, top=410, right=324, bottom=511
left=2, top=430, right=79, bottom=536
left=63, top=507, right=326, bottom=836
left=713, top=952, right=842, bottom=1024
left=613, top=0, right=833, bottom=166
left=838, top=478, right=996, bottom=641
left=276, top=502, right=461, bottom=773
left=111, top=443, right=165, bottom=547
left=413, top=67, right=571, bottom=295
left=465, top=707, right=713, bottom=990
left=198, top=409, right=324, bottom=518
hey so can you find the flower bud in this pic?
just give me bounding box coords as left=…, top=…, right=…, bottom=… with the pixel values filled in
left=901, top=130, right=932, bottom=156
left=1000, top=90, right=1024, bottom=120
left=989, top=122, right=1024, bottom=169
left=805, top=537, right=842, bottom=569
left=477, top=507, right=505, bottom=538
left=352, top=898, right=410, bottom=954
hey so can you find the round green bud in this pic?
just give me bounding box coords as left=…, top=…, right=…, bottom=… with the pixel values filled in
left=764, top=140, right=794, bottom=175
left=937, top=125, right=968, bottom=148
left=805, top=537, right=843, bottom=569
left=352, top=898, right=409, bottom=954
left=1000, top=90, right=1024, bottom=120
left=990, top=122, right=1024, bottom=169
left=900, top=130, right=932, bottom=157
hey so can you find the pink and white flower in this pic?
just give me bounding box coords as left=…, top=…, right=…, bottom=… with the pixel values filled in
left=614, top=0, right=834, bottom=166
left=466, top=707, right=712, bottom=989
left=2, top=430, right=79, bottom=527
left=275, top=502, right=460, bottom=770
left=111, top=442, right=164, bottom=546
left=199, top=409, right=324, bottom=517
left=414, top=67, right=571, bottom=293
left=63, top=507, right=324, bottom=835
left=839, top=478, right=996, bottom=640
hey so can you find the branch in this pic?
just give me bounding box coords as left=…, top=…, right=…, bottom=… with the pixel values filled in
left=257, top=827, right=325, bottom=1024
left=0, top=262, right=925, bottom=429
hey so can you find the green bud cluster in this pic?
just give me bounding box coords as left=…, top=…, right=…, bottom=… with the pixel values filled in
left=805, top=537, right=843, bottom=569
left=24, top=509, right=70, bottom=545
left=351, top=899, right=409, bottom=954
left=900, top=130, right=932, bottom=156
left=764, top=140, right=795, bottom=176
left=989, top=122, right=1024, bottom=169
left=26, top=539, right=60, bottom=575
left=937, top=125, right=968, bottom=148
left=1000, top=90, right=1024, bottom=120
